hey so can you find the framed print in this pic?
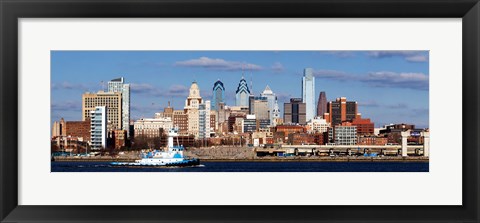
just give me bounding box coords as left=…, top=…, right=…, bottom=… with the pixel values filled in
left=1, top=0, right=479, bottom=222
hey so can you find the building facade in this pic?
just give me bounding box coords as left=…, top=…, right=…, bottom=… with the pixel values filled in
left=107, top=77, right=130, bottom=136
left=325, top=97, right=359, bottom=126
left=235, top=76, right=251, bottom=107
left=317, top=91, right=327, bottom=117
left=330, top=125, right=357, bottom=145
left=302, top=68, right=315, bottom=122
left=350, top=117, right=374, bottom=135
left=90, top=106, right=107, bottom=150
left=211, top=80, right=225, bottom=111
left=260, top=85, right=277, bottom=125
left=284, top=98, right=306, bottom=125
left=307, top=117, right=330, bottom=134
left=242, top=114, right=257, bottom=133
left=199, top=100, right=211, bottom=139
left=82, top=91, right=122, bottom=131
left=185, top=81, right=203, bottom=138
left=133, top=117, right=173, bottom=138
left=65, top=119, right=91, bottom=141
left=249, top=96, right=270, bottom=122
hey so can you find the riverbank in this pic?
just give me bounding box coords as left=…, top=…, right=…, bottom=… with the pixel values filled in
left=53, top=156, right=429, bottom=162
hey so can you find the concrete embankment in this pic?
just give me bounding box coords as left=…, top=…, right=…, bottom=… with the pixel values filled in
left=53, top=147, right=428, bottom=162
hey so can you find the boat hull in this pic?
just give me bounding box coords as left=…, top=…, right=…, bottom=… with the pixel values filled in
left=111, top=158, right=200, bottom=167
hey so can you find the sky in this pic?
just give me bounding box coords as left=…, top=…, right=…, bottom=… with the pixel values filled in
left=51, top=51, right=429, bottom=128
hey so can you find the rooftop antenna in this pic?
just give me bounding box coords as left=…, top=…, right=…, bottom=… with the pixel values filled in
left=100, top=81, right=105, bottom=92
left=242, top=64, right=245, bottom=79
left=250, top=74, right=254, bottom=96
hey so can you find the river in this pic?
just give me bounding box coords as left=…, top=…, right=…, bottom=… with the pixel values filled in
left=51, top=161, right=428, bottom=172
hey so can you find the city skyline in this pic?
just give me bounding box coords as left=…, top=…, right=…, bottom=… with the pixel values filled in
left=51, top=50, right=429, bottom=128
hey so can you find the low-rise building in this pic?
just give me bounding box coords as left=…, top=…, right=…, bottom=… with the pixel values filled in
left=133, top=117, right=173, bottom=138
left=306, top=117, right=330, bottom=133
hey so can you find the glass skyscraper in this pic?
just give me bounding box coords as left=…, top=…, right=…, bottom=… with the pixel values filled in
left=211, top=80, right=225, bottom=111
left=302, top=68, right=315, bottom=122
left=108, top=77, right=130, bottom=136
left=235, top=76, right=250, bottom=107
left=260, top=85, right=276, bottom=125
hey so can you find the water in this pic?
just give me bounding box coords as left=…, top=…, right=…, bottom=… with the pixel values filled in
left=51, top=161, right=428, bottom=172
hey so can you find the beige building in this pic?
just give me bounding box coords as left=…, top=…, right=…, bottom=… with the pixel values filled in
left=185, top=81, right=203, bottom=138
left=82, top=91, right=122, bottom=131
left=133, top=117, right=173, bottom=138
left=307, top=117, right=330, bottom=133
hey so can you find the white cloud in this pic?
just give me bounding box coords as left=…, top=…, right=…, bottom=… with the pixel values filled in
left=271, top=62, right=285, bottom=72
left=366, top=51, right=429, bottom=63
left=175, top=57, right=262, bottom=71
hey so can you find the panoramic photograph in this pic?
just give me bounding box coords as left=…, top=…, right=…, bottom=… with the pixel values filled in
left=51, top=50, right=429, bottom=172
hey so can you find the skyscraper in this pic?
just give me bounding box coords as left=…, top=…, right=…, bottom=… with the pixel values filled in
left=284, top=98, right=306, bottom=125
left=260, top=85, right=276, bottom=125
left=325, top=97, right=359, bottom=126
left=302, top=68, right=315, bottom=122
left=82, top=91, right=122, bottom=131
left=90, top=106, right=107, bottom=150
left=317, top=91, right=327, bottom=117
left=185, top=81, right=203, bottom=139
left=249, top=96, right=270, bottom=122
left=235, top=76, right=250, bottom=107
left=211, top=80, right=225, bottom=111
left=107, top=77, right=130, bottom=137
left=199, top=100, right=211, bottom=139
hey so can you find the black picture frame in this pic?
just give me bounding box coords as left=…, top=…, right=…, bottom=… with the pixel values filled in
left=1, top=0, right=478, bottom=222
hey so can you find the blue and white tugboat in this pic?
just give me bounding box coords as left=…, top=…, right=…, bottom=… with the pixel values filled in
left=111, top=127, right=200, bottom=167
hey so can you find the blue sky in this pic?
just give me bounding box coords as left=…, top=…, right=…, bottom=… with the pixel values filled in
left=51, top=51, right=429, bottom=128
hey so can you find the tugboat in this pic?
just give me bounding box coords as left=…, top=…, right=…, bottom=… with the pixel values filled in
left=111, top=127, right=200, bottom=167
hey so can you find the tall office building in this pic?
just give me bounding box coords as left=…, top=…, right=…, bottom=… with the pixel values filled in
left=249, top=96, right=270, bottom=123
left=199, top=100, right=211, bottom=139
left=284, top=98, right=306, bottom=125
left=260, top=85, right=276, bottom=125
left=302, top=68, right=315, bottom=122
left=317, top=91, right=327, bottom=117
left=82, top=91, right=122, bottom=131
left=107, top=77, right=130, bottom=136
left=212, top=80, right=225, bottom=111
left=235, top=76, right=250, bottom=107
left=185, top=81, right=203, bottom=139
left=324, top=97, right=359, bottom=126
left=90, top=106, right=107, bottom=150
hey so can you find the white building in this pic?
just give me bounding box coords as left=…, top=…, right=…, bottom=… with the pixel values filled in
left=90, top=106, right=107, bottom=150
left=133, top=117, right=173, bottom=138
left=307, top=117, right=330, bottom=133
left=302, top=68, right=315, bottom=123
left=199, top=100, right=211, bottom=139
left=333, top=126, right=357, bottom=145
left=185, top=81, right=203, bottom=139
left=107, top=77, right=130, bottom=136
left=260, top=85, right=277, bottom=126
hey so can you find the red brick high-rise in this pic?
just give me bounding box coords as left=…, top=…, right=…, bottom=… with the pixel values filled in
left=316, top=91, right=327, bottom=117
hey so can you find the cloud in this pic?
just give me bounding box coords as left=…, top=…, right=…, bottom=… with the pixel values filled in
left=322, top=51, right=356, bottom=58
left=366, top=51, right=428, bottom=63
left=51, top=82, right=88, bottom=91
left=386, top=103, right=409, bottom=109
left=51, top=101, right=81, bottom=112
left=131, top=83, right=192, bottom=98
left=271, top=62, right=285, bottom=72
left=309, top=69, right=428, bottom=91
left=361, top=71, right=429, bottom=90
left=359, top=100, right=380, bottom=107
left=312, top=69, right=349, bottom=80
left=175, top=57, right=262, bottom=71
